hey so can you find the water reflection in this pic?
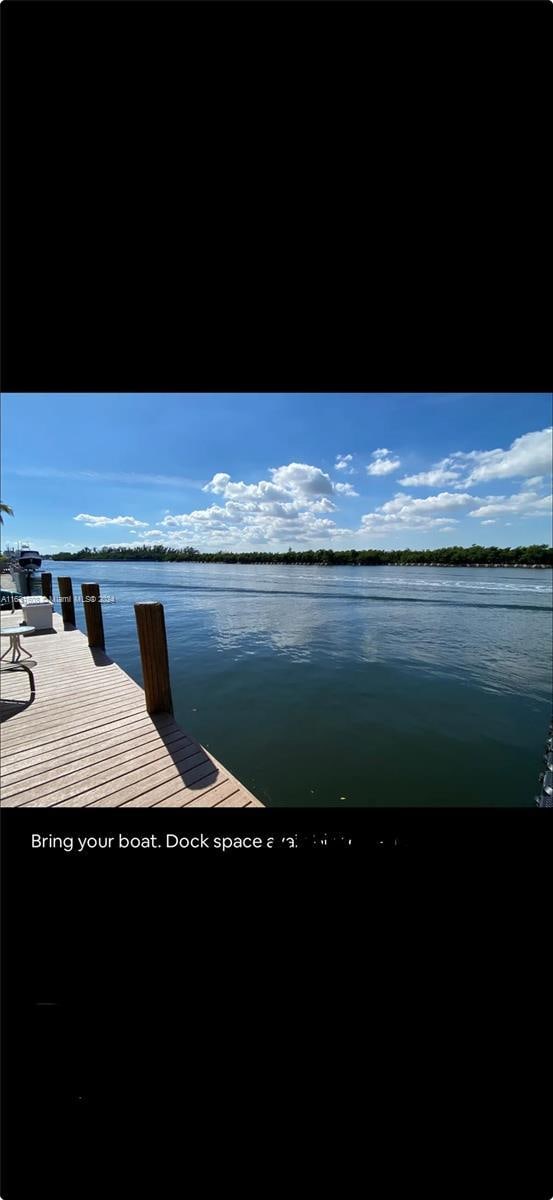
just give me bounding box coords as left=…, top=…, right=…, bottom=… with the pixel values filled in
left=50, top=561, right=553, bottom=702
left=180, top=592, right=331, bottom=663
left=43, top=561, right=553, bottom=807
left=174, top=572, right=552, bottom=700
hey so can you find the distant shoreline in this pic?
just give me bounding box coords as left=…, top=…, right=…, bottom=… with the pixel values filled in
left=38, top=558, right=552, bottom=570
left=4, top=543, right=551, bottom=571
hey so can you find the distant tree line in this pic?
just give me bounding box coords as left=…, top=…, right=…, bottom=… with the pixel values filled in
left=45, top=543, right=553, bottom=566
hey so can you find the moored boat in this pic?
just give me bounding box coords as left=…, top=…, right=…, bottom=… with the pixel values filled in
left=536, top=718, right=553, bottom=808
left=5, top=544, right=42, bottom=596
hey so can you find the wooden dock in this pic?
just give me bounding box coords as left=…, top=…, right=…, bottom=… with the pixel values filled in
left=0, top=610, right=263, bottom=808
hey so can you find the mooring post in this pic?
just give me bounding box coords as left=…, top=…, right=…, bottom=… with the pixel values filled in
left=81, top=582, right=105, bottom=650
left=58, top=576, right=76, bottom=627
left=134, top=601, right=174, bottom=714
left=41, top=571, right=54, bottom=608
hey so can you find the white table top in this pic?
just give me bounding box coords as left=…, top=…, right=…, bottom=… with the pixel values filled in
left=1, top=626, right=36, bottom=636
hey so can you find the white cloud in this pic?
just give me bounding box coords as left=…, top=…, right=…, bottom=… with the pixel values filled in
left=398, top=458, right=461, bottom=488
left=202, top=472, right=232, bottom=494
left=366, top=448, right=401, bottom=476
left=162, top=462, right=354, bottom=547
left=359, top=490, right=475, bottom=534
left=154, top=454, right=552, bottom=551
left=335, top=453, right=354, bottom=473
left=73, top=514, right=148, bottom=528
left=453, top=427, right=553, bottom=486
left=202, top=462, right=335, bottom=504
left=468, top=489, right=553, bottom=519
left=360, top=515, right=460, bottom=535
left=269, top=462, right=335, bottom=497
left=309, top=497, right=337, bottom=513
left=380, top=491, right=475, bottom=515
left=334, top=482, right=359, bottom=497
left=481, top=520, right=496, bottom=526
left=396, top=428, right=552, bottom=492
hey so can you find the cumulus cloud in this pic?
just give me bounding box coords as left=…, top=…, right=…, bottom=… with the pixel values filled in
left=163, top=462, right=353, bottom=547
left=366, top=448, right=401, bottom=476
left=468, top=489, right=553, bottom=519
left=453, top=427, right=552, bottom=486
left=309, top=497, right=337, bottom=512
left=379, top=491, right=475, bottom=515
left=269, top=462, right=335, bottom=497
left=398, top=458, right=461, bottom=488
left=360, top=515, right=460, bottom=535
left=481, top=520, right=496, bottom=526
left=397, top=428, right=552, bottom=491
left=335, top=453, right=354, bottom=473
left=359, top=490, right=473, bottom=534
left=142, top=447, right=552, bottom=551
left=73, top=514, right=148, bottom=528
left=202, top=462, right=335, bottom=503
left=334, top=482, right=359, bottom=497
left=202, top=472, right=232, bottom=495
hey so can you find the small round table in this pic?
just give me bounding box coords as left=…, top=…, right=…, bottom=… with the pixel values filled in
left=0, top=625, right=36, bottom=662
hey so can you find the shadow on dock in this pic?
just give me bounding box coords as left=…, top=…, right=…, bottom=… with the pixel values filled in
left=150, top=719, right=224, bottom=795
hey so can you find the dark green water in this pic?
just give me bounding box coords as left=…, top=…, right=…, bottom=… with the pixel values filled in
left=45, top=562, right=552, bottom=806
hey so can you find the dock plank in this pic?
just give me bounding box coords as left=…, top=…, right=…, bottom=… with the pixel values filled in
left=1, top=611, right=262, bottom=807
left=0, top=711, right=171, bottom=767
left=2, top=724, right=191, bottom=792
left=1, top=713, right=174, bottom=773
left=1, top=730, right=197, bottom=799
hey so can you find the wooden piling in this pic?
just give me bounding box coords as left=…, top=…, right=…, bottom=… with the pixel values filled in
left=58, top=576, right=76, bottom=627
left=41, top=571, right=53, bottom=607
left=134, top=601, right=173, bottom=714
left=81, top=582, right=105, bottom=649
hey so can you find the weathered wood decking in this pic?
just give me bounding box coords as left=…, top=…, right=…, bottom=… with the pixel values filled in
left=0, top=611, right=263, bottom=808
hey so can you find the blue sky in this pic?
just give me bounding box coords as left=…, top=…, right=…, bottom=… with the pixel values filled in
left=1, top=393, right=551, bottom=553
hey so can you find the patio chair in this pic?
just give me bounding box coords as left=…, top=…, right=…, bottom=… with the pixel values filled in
left=0, top=658, right=37, bottom=699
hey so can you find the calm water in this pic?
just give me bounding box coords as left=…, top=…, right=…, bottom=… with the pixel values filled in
left=44, top=562, right=552, bottom=807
